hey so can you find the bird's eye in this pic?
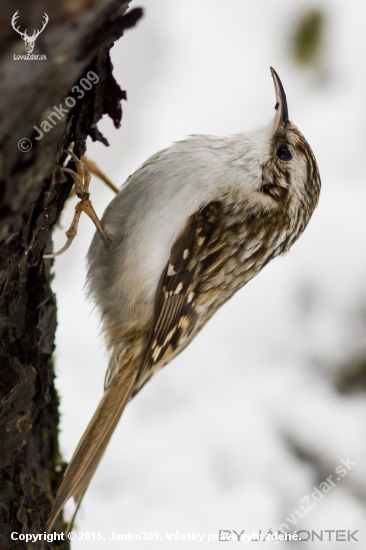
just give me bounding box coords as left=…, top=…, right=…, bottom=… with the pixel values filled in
left=276, top=146, right=292, bottom=162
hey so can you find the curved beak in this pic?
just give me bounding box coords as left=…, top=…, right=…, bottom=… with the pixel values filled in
left=270, top=67, right=289, bottom=131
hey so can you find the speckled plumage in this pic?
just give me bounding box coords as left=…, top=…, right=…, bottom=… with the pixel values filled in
left=47, top=69, right=321, bottom=531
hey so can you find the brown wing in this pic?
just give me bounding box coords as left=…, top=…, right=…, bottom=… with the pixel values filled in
left=135, top=201, right=223, bottom=388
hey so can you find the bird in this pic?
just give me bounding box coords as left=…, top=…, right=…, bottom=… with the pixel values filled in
left=47, top=68, right=321, bottom=531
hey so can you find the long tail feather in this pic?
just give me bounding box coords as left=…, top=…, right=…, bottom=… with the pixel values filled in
left=47, top=371, right=136, bottom=532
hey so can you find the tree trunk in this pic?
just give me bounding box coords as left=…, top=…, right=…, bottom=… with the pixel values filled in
left=0, top=1, right=142, bottom=548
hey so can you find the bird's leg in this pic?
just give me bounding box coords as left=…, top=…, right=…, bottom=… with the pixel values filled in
left=43, top=150, right=110, bottom=259
left=63, top=150, right=110, bottom=246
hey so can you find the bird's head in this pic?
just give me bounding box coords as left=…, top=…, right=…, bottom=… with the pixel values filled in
left=235, top=68, right=320, bottom=243
left=258, top=68, right=321, bottom=222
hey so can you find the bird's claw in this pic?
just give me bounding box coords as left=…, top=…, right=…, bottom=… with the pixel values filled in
left=44, top=149, right=110, bottom=259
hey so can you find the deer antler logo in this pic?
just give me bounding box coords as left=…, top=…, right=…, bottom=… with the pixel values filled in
left=11, top=11, right=49, bottom=54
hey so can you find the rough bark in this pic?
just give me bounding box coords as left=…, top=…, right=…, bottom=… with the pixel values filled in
left=0, top=1, right=142, bottom=548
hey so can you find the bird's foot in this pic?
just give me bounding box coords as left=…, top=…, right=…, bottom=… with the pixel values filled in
left=44, top=149, right=114, bottom=258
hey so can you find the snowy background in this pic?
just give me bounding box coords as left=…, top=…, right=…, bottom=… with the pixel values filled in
left=51, top=0, right=366, bottom=548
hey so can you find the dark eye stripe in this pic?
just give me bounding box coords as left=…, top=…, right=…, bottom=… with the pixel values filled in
left=261, top=182, right=288, bottom=199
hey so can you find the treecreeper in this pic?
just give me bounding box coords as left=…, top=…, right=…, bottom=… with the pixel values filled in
left=47, top=68, right=321, bottom=531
